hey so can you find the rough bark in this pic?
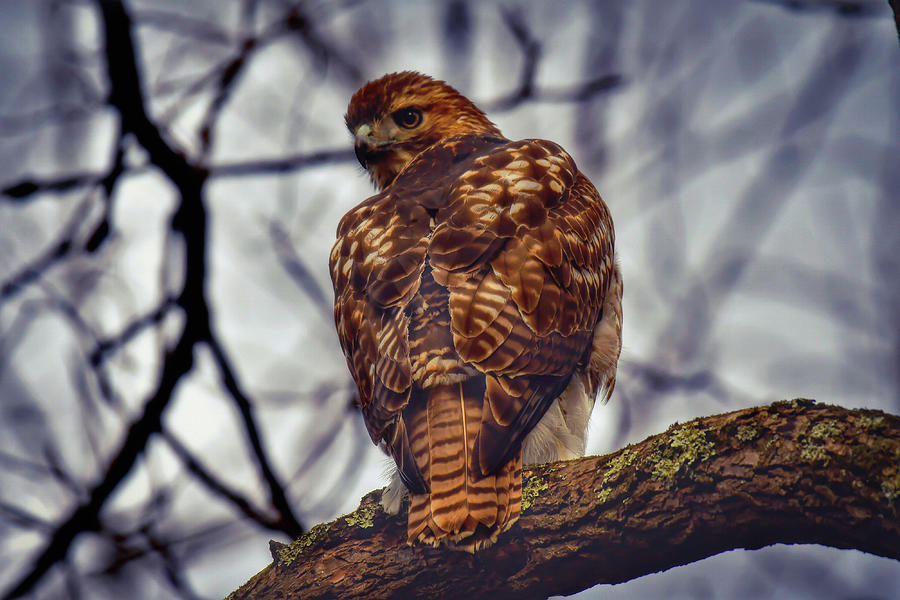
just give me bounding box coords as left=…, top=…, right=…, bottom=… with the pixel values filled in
left=227, top=399, right=900, bottom=600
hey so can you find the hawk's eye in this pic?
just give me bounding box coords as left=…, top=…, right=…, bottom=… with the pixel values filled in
left=392, top=107, right=423, bottom=129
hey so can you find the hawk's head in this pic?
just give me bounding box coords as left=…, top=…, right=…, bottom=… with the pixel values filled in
left=345, top=71, right=502, bottom=190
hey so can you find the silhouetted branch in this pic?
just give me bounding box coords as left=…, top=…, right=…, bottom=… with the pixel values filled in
left=206, top=334, right=305, bottom=538
left=269, top=222, right=332, bottom=318
left=0, top=197, right=92, bottom=303
left=1, top=0, right=314, bottom=592
left=890, top=0, right=900, bottom=40
left=152, top=0, right=360, bottom=136
left=41, top=443, right=87, bottom=500
left=1, top=141, right=125, bottom=304
left=89, top=299, right=177, bottom=366
left=154, top=15, right=281, bottom=127
left=751, top=0, right=888, bottom=18
left=209, top=148, right=355, bottom=176
left=483, top=75, right=625, bottom=113
left=0, top=104, right=99, bottom=136
left=133, top=9, right=235, bottom=46
left=1, top=173, right=102, bottom=200
left=0, top=501, right=50, bottom=531
left=230, top=400, right=900, bottom=600
left=2, top=0, right=207, bottom=595
left=161, top=430, right=283, bottom=531
left=498, top=7, right=540, bottom=102
left=2, top=312, right=197, bottom=599
left=656, top=22, right=866, bottom=365
left=198, top=41, right=256, bottom=153
left=155, top=54, right=248, bottom=122
left=145, top=529, right=204, bottom=600
left=280, top=3, right=362, bottom=82
left=483, top=9, right=623, bottom=112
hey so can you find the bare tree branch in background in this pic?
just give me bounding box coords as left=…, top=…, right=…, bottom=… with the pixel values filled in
left=2, top=0, right=303, bottom=596
left=209, top=148, right=355, bottom=177
left=0, top=0, right=396, bottom=595
left=481, top=7, right=624, bottom=113
left=889, top=0, right=900, bottom=39
left=753, top=0, right=889, bottom=18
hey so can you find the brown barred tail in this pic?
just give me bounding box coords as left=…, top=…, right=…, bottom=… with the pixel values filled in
left=406, top=380, right=523, bottom=552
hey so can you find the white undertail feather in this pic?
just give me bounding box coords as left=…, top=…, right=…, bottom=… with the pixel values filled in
left=592, top=258, right=623, bottom=405
left=380, top=460, right=407, bottom=515
left=522, top=375, right=591, bottom=464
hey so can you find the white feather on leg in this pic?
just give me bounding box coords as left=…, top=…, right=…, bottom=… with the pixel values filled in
left=380, top=459, right=408, bottom=515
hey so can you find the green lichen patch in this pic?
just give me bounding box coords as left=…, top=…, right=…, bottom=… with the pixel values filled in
left=736, top=425, right=758, bottom=442
left=521, top=474, right=549, bottom=511
left=596, top=487, right=612, bottom=504
left=882, top=473, right=900, bottom=507
left=809, top=419, right=841, bottom=440
left=753, top=435, right=779, bottom=466
left=602, top=447, right=637, bottom=480
left=344, top=504, right=376, bottom=529
left=800, top=442, right=828, bottom=463
left=857, top=414, right=886, bottom=431
left=596, top=447, right=637, bottom=503
left=800, top=419, right=842, bottom=465
left=648, top=423, right=716, bottom=488
left=777, top=398, right=815, bottom=410
left=275, top=522, right=332, bottom=566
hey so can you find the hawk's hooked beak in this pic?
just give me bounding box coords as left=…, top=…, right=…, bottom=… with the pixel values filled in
left=354, top=143, right=369, bottom=169
left=354, top=123, right=374, bottom=169
left=354, top=123, right=388, bottom=170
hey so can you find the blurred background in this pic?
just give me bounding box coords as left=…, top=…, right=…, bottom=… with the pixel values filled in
left=1, top=0, right=898, bottom=598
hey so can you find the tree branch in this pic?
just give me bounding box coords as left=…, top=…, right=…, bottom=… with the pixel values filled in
left=1, top=173, right=102, bottom=200
left=161, top=430, right=283, bottom=532
left=0, top=196, right=92, bottom=303
left=228, top=399, right=900, bottom=600
left=206, top=334, right=305, bottom=538
left=208, top=148, right=355, bottom=177
left=481, top=8, right=623, bottom=113
left=269, top=222, right=333, bottom=319
left=750, top=0, right=889, bottom=19
left=890, top=0, right=900, bottom=41
left=1, top=1, right=207, bottom=595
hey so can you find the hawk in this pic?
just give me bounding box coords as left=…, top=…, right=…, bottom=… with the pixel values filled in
left=330, top=71, right=622, bottom=551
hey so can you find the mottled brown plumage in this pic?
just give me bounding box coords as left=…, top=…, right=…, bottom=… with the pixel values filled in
left=330, top=72, right=621, bottom=550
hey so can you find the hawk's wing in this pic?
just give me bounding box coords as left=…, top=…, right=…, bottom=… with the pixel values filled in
left=429, top=138, right=615, bottom=475
left=330, top=135, right=615, bottom=487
